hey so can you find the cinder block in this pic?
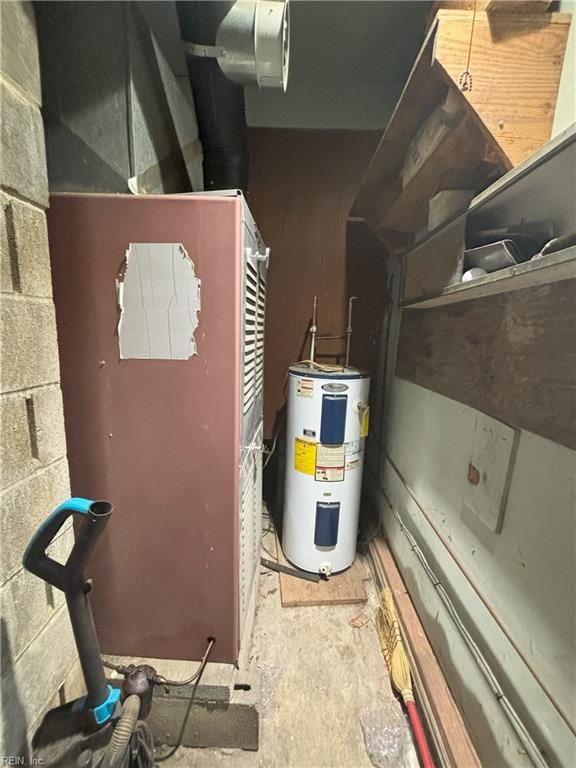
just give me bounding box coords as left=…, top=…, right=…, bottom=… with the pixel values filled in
left=0, top=604, right=78, bottom=759
left=0, top=198, right=12, bottom=292
left=0, top=296, right=60, bottom=393
left=103, top=659, right=260, bottom=752
left=40, top=659, right=86, bottom=719
left=0, top=459, right=70, bottom=582
left=60, top=661, right=86, bottom=704
left=0, top=394, right=34, bottom=488
left=0, top=83, right=48, bottom=207
left=0, top=1, right=42, bottom=105
left=149, top=666, right=260, bottom=751
left=7, top=198, right=52, bottom=297
left=29, top=385, right=67, bottom=465
left=0, top=526, right=73, bottom=672
left=0, top=385, right=67, bottom=488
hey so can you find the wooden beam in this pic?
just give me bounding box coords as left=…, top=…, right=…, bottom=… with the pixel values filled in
left=485, top=1, right=553, bottom=13
left=382, top=112, right=500, bottom=234
left=370, top=537, right=482, bottom=768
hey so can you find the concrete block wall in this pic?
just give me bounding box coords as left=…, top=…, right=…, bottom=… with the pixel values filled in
left=0, top=1, right=83, bottom=759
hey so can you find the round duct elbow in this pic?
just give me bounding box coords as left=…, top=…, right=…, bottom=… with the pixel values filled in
left=187, top=0, right=290, bottom=91
left=217, top=0, right=290, bottom=90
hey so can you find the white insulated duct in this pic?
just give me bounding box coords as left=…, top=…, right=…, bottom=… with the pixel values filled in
left=184, top=0, right=290, bottom=91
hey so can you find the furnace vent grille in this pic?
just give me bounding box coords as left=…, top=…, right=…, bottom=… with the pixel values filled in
left=243, top=256, right=266, bottom=417
left=256, top=270, right=266, bottom=398
left=239, top=428, right=262, bottom=636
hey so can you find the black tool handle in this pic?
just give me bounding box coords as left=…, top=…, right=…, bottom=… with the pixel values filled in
left=23, top=498, right=115, bottom=712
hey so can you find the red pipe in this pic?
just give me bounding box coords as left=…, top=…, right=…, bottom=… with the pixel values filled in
left=406, top=700, right=435, bottom=768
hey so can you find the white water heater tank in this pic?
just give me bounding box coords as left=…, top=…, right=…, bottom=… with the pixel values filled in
left=283, top=365, right=370, bottom=574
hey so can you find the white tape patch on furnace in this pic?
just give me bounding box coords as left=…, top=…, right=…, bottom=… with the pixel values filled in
left=117, top=243, right=201, bottom=360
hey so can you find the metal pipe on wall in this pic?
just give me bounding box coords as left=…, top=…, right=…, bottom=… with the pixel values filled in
left=378, top=453, right=575, bottom=737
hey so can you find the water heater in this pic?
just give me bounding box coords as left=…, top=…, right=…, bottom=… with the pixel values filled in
left=283, top=365, right=370, bottom=574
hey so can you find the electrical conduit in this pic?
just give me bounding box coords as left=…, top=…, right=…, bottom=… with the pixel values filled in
left=368, top=462, right=550, bottom=768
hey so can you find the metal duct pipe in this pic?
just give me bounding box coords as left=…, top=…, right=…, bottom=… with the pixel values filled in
left=177, top=1, right=249, bottom=191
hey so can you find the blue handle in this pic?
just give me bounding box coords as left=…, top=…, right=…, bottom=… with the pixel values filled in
left=22, top=497, right=95, bottom=592
left=23, top=497, right=93, bottom=567
left=22, top=496, right=117, bottom=725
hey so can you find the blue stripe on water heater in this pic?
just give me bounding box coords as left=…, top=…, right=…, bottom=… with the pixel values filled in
left=314, top=502, right=340, bottom=548
left=320, top=394, right=347, bottom=445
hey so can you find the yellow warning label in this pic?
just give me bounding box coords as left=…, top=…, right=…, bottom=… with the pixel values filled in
left=361, top=407, right=370, bottom=438
left=294, top=438, right=316, bottom=475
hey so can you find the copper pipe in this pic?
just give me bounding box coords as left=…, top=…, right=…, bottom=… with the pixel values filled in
left=345, top=296, right=357, bottom=368
left=309, top=295, right=318, bottom=364
left=155, top=637, right=215, bottom=686
left=102, top=637, right=216, bottom=688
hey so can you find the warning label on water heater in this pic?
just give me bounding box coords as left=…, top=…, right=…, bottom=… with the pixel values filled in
left=297, top=378, right=314, bottom=398
left=361, top=407, right=370, bottom=438
left=294, top=438, right=316, bottom=475
left=315, top=444, right=345, bottom=482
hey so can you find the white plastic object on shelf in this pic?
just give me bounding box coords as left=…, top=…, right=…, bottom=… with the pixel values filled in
left=462, top=267, right=488, bottom=282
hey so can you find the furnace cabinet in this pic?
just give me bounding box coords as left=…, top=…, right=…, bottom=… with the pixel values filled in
left=48, top=192, right=267, bottom=663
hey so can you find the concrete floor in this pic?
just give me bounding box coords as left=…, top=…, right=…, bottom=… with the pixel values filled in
left=165, top=532, right=417, bottom=768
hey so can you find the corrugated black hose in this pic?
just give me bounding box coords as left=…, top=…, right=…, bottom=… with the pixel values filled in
left=101, top=637, right=215, bottom=765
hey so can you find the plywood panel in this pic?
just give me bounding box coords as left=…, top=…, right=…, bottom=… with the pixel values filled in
left=248, top=129, right=380, bottom=437
left=434, top=11, right=571, bottom=166
left=277, top=537, right=368, bottom=608
left=485, top=1, right=553, bottom=14
left=396, top=278, right=576, bottom=450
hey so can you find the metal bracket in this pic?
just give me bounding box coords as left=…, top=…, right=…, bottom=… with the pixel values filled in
left=183, top=41, right=226, bottom=59
left=245, top=246, right=270, bottom=264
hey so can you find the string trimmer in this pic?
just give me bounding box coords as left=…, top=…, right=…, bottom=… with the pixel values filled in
left=22, top=497, right=213, bottom=767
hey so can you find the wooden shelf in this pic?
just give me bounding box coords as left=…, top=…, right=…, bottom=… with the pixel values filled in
left=401, top=125, right=576, bottom=304
left=353, top=9, right=571, bottom=249
left=404, top=123, right=576, bottom=259
left=402, top=246, right=576, bottom=309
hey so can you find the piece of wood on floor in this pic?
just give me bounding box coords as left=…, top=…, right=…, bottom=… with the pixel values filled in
left=371, top=536, right=482, bottom=768
left=276, top=536, right=368, bottom=608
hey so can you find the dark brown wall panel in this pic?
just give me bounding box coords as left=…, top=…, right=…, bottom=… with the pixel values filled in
left=345, top=220, right=390, bottom=377
left=396, top=279, right=576, bottom=450
left=247, top=129, right=379, bottom=437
